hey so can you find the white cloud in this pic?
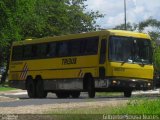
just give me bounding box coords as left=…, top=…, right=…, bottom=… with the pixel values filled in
left=85, top=0, right=160, bottom=29
left=143, top=26, right=155, bottom=33
left=132, top=0, right=137, bottom=6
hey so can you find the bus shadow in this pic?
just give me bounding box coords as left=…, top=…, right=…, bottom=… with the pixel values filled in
left=18, top=95, right=160, bottom=100
left=18, top=95, right=128, bottom=100
left=4, top=93, right=159, bottom=100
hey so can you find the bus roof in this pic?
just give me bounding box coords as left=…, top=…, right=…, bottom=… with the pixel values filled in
left=12, top=30, right=151, bottom=46
left=108, top=30, right=151, bottom=39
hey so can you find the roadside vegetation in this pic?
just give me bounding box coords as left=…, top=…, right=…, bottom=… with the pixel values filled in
left=113, top=98, right=160, bottom=114
left=0, top=84, right=16, bottom=91
left=96, top=92, right=123, bottom=97
left=48, top=98, right=160, bottom=120
left=49, top=98, right=160, bottom=114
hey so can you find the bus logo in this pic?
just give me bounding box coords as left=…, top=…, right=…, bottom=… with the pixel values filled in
left=62, top=58, right=77, bottom=65
left=20, top=63, right=28, bottom=80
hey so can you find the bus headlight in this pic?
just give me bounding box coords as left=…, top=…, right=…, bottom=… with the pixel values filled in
left=148, top=83, right=151, bottom=86
left=112, top=80, right=117, bottom=84
left=112, top=80, right=120, bottom=85
left=132, top=79, right=136, bottom=82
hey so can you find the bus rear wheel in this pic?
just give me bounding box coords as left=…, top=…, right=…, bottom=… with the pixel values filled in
left=70, top=92, right=80, bottom=98
left=36, top=77, right=47, bottom=98
left=26, top=78, right=36, bottom=98
left=87, top=75, right=95, bottom=98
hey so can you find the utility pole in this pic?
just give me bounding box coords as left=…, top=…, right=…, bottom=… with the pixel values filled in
left=124, top=0, right=127, bottom=30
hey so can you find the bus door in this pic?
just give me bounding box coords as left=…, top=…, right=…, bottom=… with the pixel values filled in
left=99, top=39, right=107, bottom=79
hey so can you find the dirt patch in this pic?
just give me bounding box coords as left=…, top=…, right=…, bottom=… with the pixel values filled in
left=0, top=100, right=128, bottom=114
left=0, top=89, right=25, bottom=94
left=0, top=90, right=128, bottom=114
left=0, top=96, right=17, bottom=102
left=0, top=89, right=23, bottom=102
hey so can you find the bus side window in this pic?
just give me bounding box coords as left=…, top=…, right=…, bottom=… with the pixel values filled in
left=80, top=39, right=86, bottom=54
left=58, top=42, right=69, bottom=57
left=47, top=43, right=57, bottom=57
left=84, top=37, right=99, bottom=55
left=32, top=44, right=37, bottom=58
left=12, top=46, right=23, bottom=61
left=36, top=44, right=47, bottom=58
left=70, top=40, right=81, bottom=56
left=23, top=45, right=32, bottom=59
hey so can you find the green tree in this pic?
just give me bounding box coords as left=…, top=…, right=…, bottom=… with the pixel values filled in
left=114, top=22, right=137, bottom=31
left=0, top=0, right=103, bottom=83
left=137, top=18, right=160, bottom=70
left=31, top=0, right=103, bottom=37
left=0, top=0, right=103, bottom=65
left=138, top=17, right=160, bottom=41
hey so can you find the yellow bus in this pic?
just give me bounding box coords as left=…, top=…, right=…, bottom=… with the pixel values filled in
left=8, top=30, right=153, bottom=98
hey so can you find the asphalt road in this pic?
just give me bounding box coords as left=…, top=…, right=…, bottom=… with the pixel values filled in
left=0, top=89, right=159, bottom=108
left=0, top=91, right=133, bottom=107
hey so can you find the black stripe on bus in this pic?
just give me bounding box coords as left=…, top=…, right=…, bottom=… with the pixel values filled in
left=10, top=66, right=97, bottom=72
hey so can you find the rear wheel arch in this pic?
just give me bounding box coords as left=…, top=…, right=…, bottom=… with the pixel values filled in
left=35, top=75, right=42, bottom=79
left=35, top=75, right=43, bottom=83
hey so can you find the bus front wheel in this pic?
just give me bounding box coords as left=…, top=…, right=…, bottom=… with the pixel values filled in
left=124, top=90, right=132, bottom=97
left=87, top=75, right=95, bottom=98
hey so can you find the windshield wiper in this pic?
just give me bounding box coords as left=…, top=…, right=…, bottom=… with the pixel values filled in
left=121, top=59, right=128, bottom=65
left=137, top=59, right=146, bottom=66
left=121, top=58, right=133, bottom=65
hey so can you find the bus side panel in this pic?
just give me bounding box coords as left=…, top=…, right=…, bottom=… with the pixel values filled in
left=8, top=55, right=99, bottom=90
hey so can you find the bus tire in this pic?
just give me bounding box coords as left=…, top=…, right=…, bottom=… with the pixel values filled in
left=87, top=75, right=95, bottom=98
left=26, top=77, right=36, bottom=98
left=124, top=90, right=132, bottom=97
left=70, top=92, right=80, bottom=98
left=36, top=77, right=47, bottom=98
left=56, top=92, right=70, bottom=98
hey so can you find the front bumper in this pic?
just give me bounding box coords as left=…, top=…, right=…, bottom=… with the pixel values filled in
left=95, top=77, right=153, bottom=92
left=108, top=77, right=153, bottom=91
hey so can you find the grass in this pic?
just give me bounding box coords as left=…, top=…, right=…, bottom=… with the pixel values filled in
left=49, top=107, right=113, bottom=114
left=96, top=92, right=123, bottom=97
left=112, top=98, right=160, bottom=114
left=48, top=98, right=160, bottom=120
left=0, top=84, right=16, bottom=91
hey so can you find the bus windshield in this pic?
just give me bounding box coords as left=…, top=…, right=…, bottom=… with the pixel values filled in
left=109, top=36, right=152, bottom=64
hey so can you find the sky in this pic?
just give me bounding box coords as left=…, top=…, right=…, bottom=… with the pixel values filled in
left=85, top=0, right=160, bottom=29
